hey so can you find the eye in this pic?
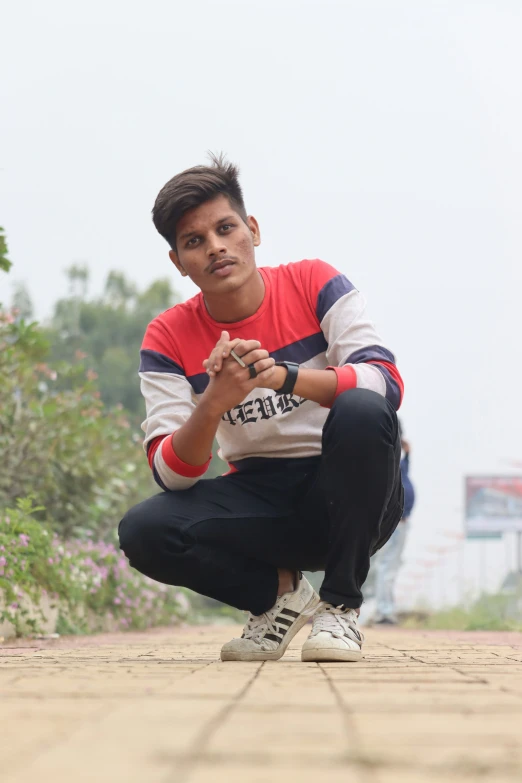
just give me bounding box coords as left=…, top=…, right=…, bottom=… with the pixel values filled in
left=186, top=236, right=200, bottom=247
left=220, top=224, right=233, bottom=232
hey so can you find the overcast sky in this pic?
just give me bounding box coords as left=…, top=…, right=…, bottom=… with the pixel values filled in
left=1, top=0, right=521, bottom=606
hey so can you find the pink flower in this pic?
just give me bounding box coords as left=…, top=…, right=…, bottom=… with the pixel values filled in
left=0, top=556, right=6, bottom=567
left=113, top=597, right=121, bottom=605
left=19, top=534, right=30, bottom=547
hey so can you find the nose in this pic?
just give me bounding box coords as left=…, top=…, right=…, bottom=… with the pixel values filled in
left=206, top=231, right=227, bottom=259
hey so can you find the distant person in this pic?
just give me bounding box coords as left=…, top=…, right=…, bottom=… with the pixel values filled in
left=119, top=154, right=404, bottom=663
left=373, top=425, right=415, bottom=625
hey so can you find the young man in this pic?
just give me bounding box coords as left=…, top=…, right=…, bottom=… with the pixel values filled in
left=119, top=154, right=404, bottom=663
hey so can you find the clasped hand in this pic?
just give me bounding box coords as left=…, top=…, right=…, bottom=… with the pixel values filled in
left=202, top=331, right=277, bottom=413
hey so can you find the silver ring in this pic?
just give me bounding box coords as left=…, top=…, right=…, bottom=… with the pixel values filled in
left=230, top=349, right=247, bottom=368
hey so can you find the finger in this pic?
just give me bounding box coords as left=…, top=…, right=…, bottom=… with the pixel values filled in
left=210, top=332, right=229, bottom=370
left=234, top=339, right=261, bottom=358
left=230, top=348, right=247, bottom=368
left=210, top=336, right=240, bottom=372
left=212, top=351, right=224, bottom=372
left=209, top=331, right=231, bottom=360
left=250, top=357, right=276, bottom=377
left=221, top=338, right=242, bottom=359
left=253, top=367, right=277, bottom=387
left=239, top=348, right=269, bottom=366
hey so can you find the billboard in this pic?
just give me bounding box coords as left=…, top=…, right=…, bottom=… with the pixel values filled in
left=465, top=476, right=522, bottom=535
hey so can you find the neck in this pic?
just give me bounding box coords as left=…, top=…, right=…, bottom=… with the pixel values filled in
left=204, top=270, right=265, bottom=323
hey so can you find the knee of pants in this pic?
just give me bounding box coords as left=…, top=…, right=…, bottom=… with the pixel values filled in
left=325, top=388, right=398, bottom=449
left=118, top=505, right=150, bottom=569
left=118, top=498, right=188, bottom=571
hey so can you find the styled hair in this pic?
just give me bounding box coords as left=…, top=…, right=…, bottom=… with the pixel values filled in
left=152, top=153, right=247, bottom=249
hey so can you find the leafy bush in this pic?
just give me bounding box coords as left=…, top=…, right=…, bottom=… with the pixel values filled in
left=0, top=309, right=155, bottom=539
left=0, top=498, right=190, bottom=636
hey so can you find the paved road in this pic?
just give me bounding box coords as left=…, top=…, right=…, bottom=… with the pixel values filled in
left=2, top=624, right=522, bottom=782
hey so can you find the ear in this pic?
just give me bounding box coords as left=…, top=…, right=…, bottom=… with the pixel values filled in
left=169, top=249, right=188, bottom=277
left=247, top=215, right=261, bottom=247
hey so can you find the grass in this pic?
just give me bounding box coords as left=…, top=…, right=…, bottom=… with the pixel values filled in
left=403, top=590, right=522, bottom=632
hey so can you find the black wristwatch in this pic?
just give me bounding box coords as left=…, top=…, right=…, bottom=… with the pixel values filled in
left=274, top=361, right=299, bottom=395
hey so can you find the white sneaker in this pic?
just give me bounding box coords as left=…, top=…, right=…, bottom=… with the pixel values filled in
left=301, top=603, right=364, bottom=662
left=220, top=574, right=320, bottom=662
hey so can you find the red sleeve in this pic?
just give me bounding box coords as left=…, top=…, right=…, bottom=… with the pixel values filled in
left=161, top=434, right=211, bottom=478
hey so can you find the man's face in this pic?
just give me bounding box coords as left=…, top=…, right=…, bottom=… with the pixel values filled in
left=170, top=194, right=261, bottom=295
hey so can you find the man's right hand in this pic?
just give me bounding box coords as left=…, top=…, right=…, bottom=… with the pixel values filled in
left=203, top=331, right=244, bottom=377
left=202, top=335, right=276, bottom=415
left=169, top=333, right=276, bottom=471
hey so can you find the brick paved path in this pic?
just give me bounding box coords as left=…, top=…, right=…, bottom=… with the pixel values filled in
left=2, top=624, right=522, bottom=782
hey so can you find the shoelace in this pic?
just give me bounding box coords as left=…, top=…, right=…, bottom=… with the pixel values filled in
left=311, top=604, right=364, bottom=645
left=242, top=610, right=279, bottom=644
left=242, top=585, right=316, bottom=645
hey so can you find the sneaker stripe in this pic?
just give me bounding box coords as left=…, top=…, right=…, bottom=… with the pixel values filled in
left=265, top=633, right=283, bottom=643
left=280, top=608, right=300, bottom=618
left=275, top=616, right=293, bottom=627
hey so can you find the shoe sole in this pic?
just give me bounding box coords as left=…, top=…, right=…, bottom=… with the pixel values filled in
left=301, top=647, right=363, bottom=663
left=220, top=592, right=321, bottom=662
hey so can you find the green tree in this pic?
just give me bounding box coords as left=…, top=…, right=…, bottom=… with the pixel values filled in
left=45, top=269, right=180, bottom=420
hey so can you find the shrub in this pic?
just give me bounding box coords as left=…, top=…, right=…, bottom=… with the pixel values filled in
left=0, top=498, right=189, bottom=636
left=0, top=309, right=155, bottom=540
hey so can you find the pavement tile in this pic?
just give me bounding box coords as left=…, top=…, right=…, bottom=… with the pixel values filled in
left=205, top=705, right=351, bottom=760
left=5, top=698, right=229, bottom=783
left=186, top=764, right=361, bottom=782
left=2, top=624, right=522, bottom=783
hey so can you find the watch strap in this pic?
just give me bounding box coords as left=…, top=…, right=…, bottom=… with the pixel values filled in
left=274, top=362, right=299, bottom=395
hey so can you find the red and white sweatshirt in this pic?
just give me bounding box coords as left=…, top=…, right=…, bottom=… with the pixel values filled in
left=140, top=259, right=403, bottom=491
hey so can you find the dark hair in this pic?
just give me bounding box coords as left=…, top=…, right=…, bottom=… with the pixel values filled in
left=152, top=153, right=247, bottom=249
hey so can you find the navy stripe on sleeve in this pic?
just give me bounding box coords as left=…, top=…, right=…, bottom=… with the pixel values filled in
left=139, top=349, right=185, bottom=375
left=343, top=345, right=401, bottom=409
left=343, top=345, right=396, bottom=366
left=152, top=464, right=170, bottom=491
left=316, top=275, right=355, bottom=322
left=271, top=332, right=328, bottom=365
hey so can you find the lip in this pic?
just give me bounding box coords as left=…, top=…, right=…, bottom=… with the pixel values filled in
left=210, top=260, right=236, bottom=276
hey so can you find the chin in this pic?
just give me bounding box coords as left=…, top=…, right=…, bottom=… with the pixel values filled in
left=213, top=278, right=244, bottom=294
left=209, top=269, right=250, bottom=294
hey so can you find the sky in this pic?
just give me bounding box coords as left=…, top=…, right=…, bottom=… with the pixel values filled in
left=1, top=0, right=521, bottom=607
